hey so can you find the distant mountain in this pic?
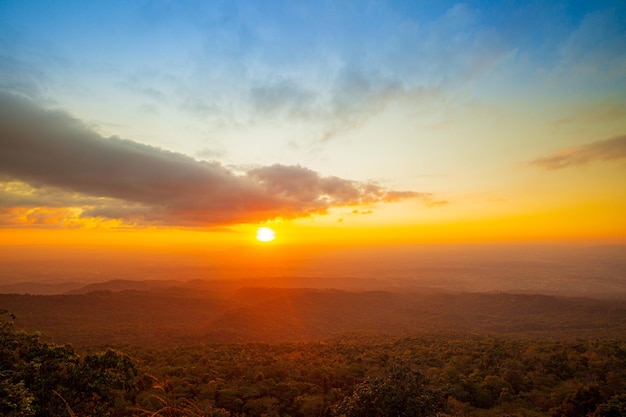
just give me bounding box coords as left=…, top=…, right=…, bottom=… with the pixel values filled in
left=0, top=281, right=86, bottom=295
left=65, top=279, right=186, bottom=294
left=1, top=288, right=625, bottom=347
left=63, top=276, right=437, bottom=296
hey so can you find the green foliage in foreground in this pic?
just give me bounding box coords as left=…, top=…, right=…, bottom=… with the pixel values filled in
left=129, top=337, right=626, bottom=417
left=3, top=308, right=626, bottom=416
left=0, top=310, right=137, bottom=417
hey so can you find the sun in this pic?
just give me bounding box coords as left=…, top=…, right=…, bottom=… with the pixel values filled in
left=256, top=227, right=276, bottom=242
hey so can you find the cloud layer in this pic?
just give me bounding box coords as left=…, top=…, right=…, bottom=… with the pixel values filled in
left=530, top=135, right=626, bottom=170
left=0, top=92, right=423, bottom=227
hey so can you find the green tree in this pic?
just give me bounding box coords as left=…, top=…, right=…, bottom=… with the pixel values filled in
left=336, top=361, right=445, bottom=417
left=551, top=385, right=604, bottom=417
left=0, top=310, right=138, bottom=417
left=594, top=393, right=626, bottom=417
left=0, top=378, right=34, bottom=417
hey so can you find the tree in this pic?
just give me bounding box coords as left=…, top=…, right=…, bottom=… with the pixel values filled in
left=594, top=394, right=626, bottom=417
left=336, top=360, right=445, bottom=417
left=0, top=378, right=34, bottom=417
left=551, top=385, right=604, bottom=417
left=0, top=310, right=138, bottom=417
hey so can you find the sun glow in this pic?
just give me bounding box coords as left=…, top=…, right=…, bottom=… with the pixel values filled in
left=256, top=227, right=276, bottom=242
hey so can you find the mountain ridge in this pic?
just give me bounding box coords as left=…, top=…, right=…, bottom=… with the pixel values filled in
left=2, top=285, right=625, bottom=347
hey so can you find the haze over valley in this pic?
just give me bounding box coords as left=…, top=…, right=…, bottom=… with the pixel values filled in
left=2, top=244, right=625, bottom=298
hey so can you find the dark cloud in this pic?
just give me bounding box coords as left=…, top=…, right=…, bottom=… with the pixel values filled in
left=0, top=91, right=424, bottom=227
left=529, top=135, right=626, bottom=170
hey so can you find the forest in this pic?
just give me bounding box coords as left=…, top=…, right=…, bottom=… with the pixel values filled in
left=2, top=281, right=626, bottom=416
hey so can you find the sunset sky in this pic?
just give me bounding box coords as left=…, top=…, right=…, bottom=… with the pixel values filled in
left=1, top=0, right=625, bottom=261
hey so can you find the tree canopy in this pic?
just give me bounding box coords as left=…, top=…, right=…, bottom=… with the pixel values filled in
left=0, top=310, right=137, bottom=417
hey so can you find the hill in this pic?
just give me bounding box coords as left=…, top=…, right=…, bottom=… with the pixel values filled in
left=0, top=281, right=86, bottom=295
left=2, top=285, right=625, bottom=347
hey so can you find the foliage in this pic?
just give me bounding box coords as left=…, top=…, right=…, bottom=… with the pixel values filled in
left=0, top=378, right=34, bottom=417
left=122, top=335, right=626, bottom=417
left=3, top=302, right=626, bottom=417
left=0, top=309, right=138, bottom=417
left=594, top=393, right=626, bottom=417
left=336, top=360, right=444, bottom=416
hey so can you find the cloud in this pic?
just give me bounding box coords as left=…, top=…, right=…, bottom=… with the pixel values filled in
left=529, top=135, right=626, bottom=170
left=0, top=91, right=424, bottom=227
left=0, top=56, right=49, bottom=99
left=556, top=10, right=626, bottom=81
left=172, top=2, right=512, bottom=147
left=244, top=70, right=416, bottom=148
left=552, top=99, right=626, bottom=127
left=119, top=73, right=167, bottom=101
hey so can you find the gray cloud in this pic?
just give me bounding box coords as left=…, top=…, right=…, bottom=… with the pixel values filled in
left=529, top=135, right=626, bottom=170
left=0, top=91, right=425, bottom=227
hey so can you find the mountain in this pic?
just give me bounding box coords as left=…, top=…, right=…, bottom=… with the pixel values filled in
left=0, top=281, right=86, bottom=295
left=63, top=277, right=429, bottom=294
left=64, top=279, right=187, bottom=294
left=1, top=286, right=625, bottom=347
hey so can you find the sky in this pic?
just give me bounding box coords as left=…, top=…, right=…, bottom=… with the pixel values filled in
left=1, top=0, right=625, bottom=263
